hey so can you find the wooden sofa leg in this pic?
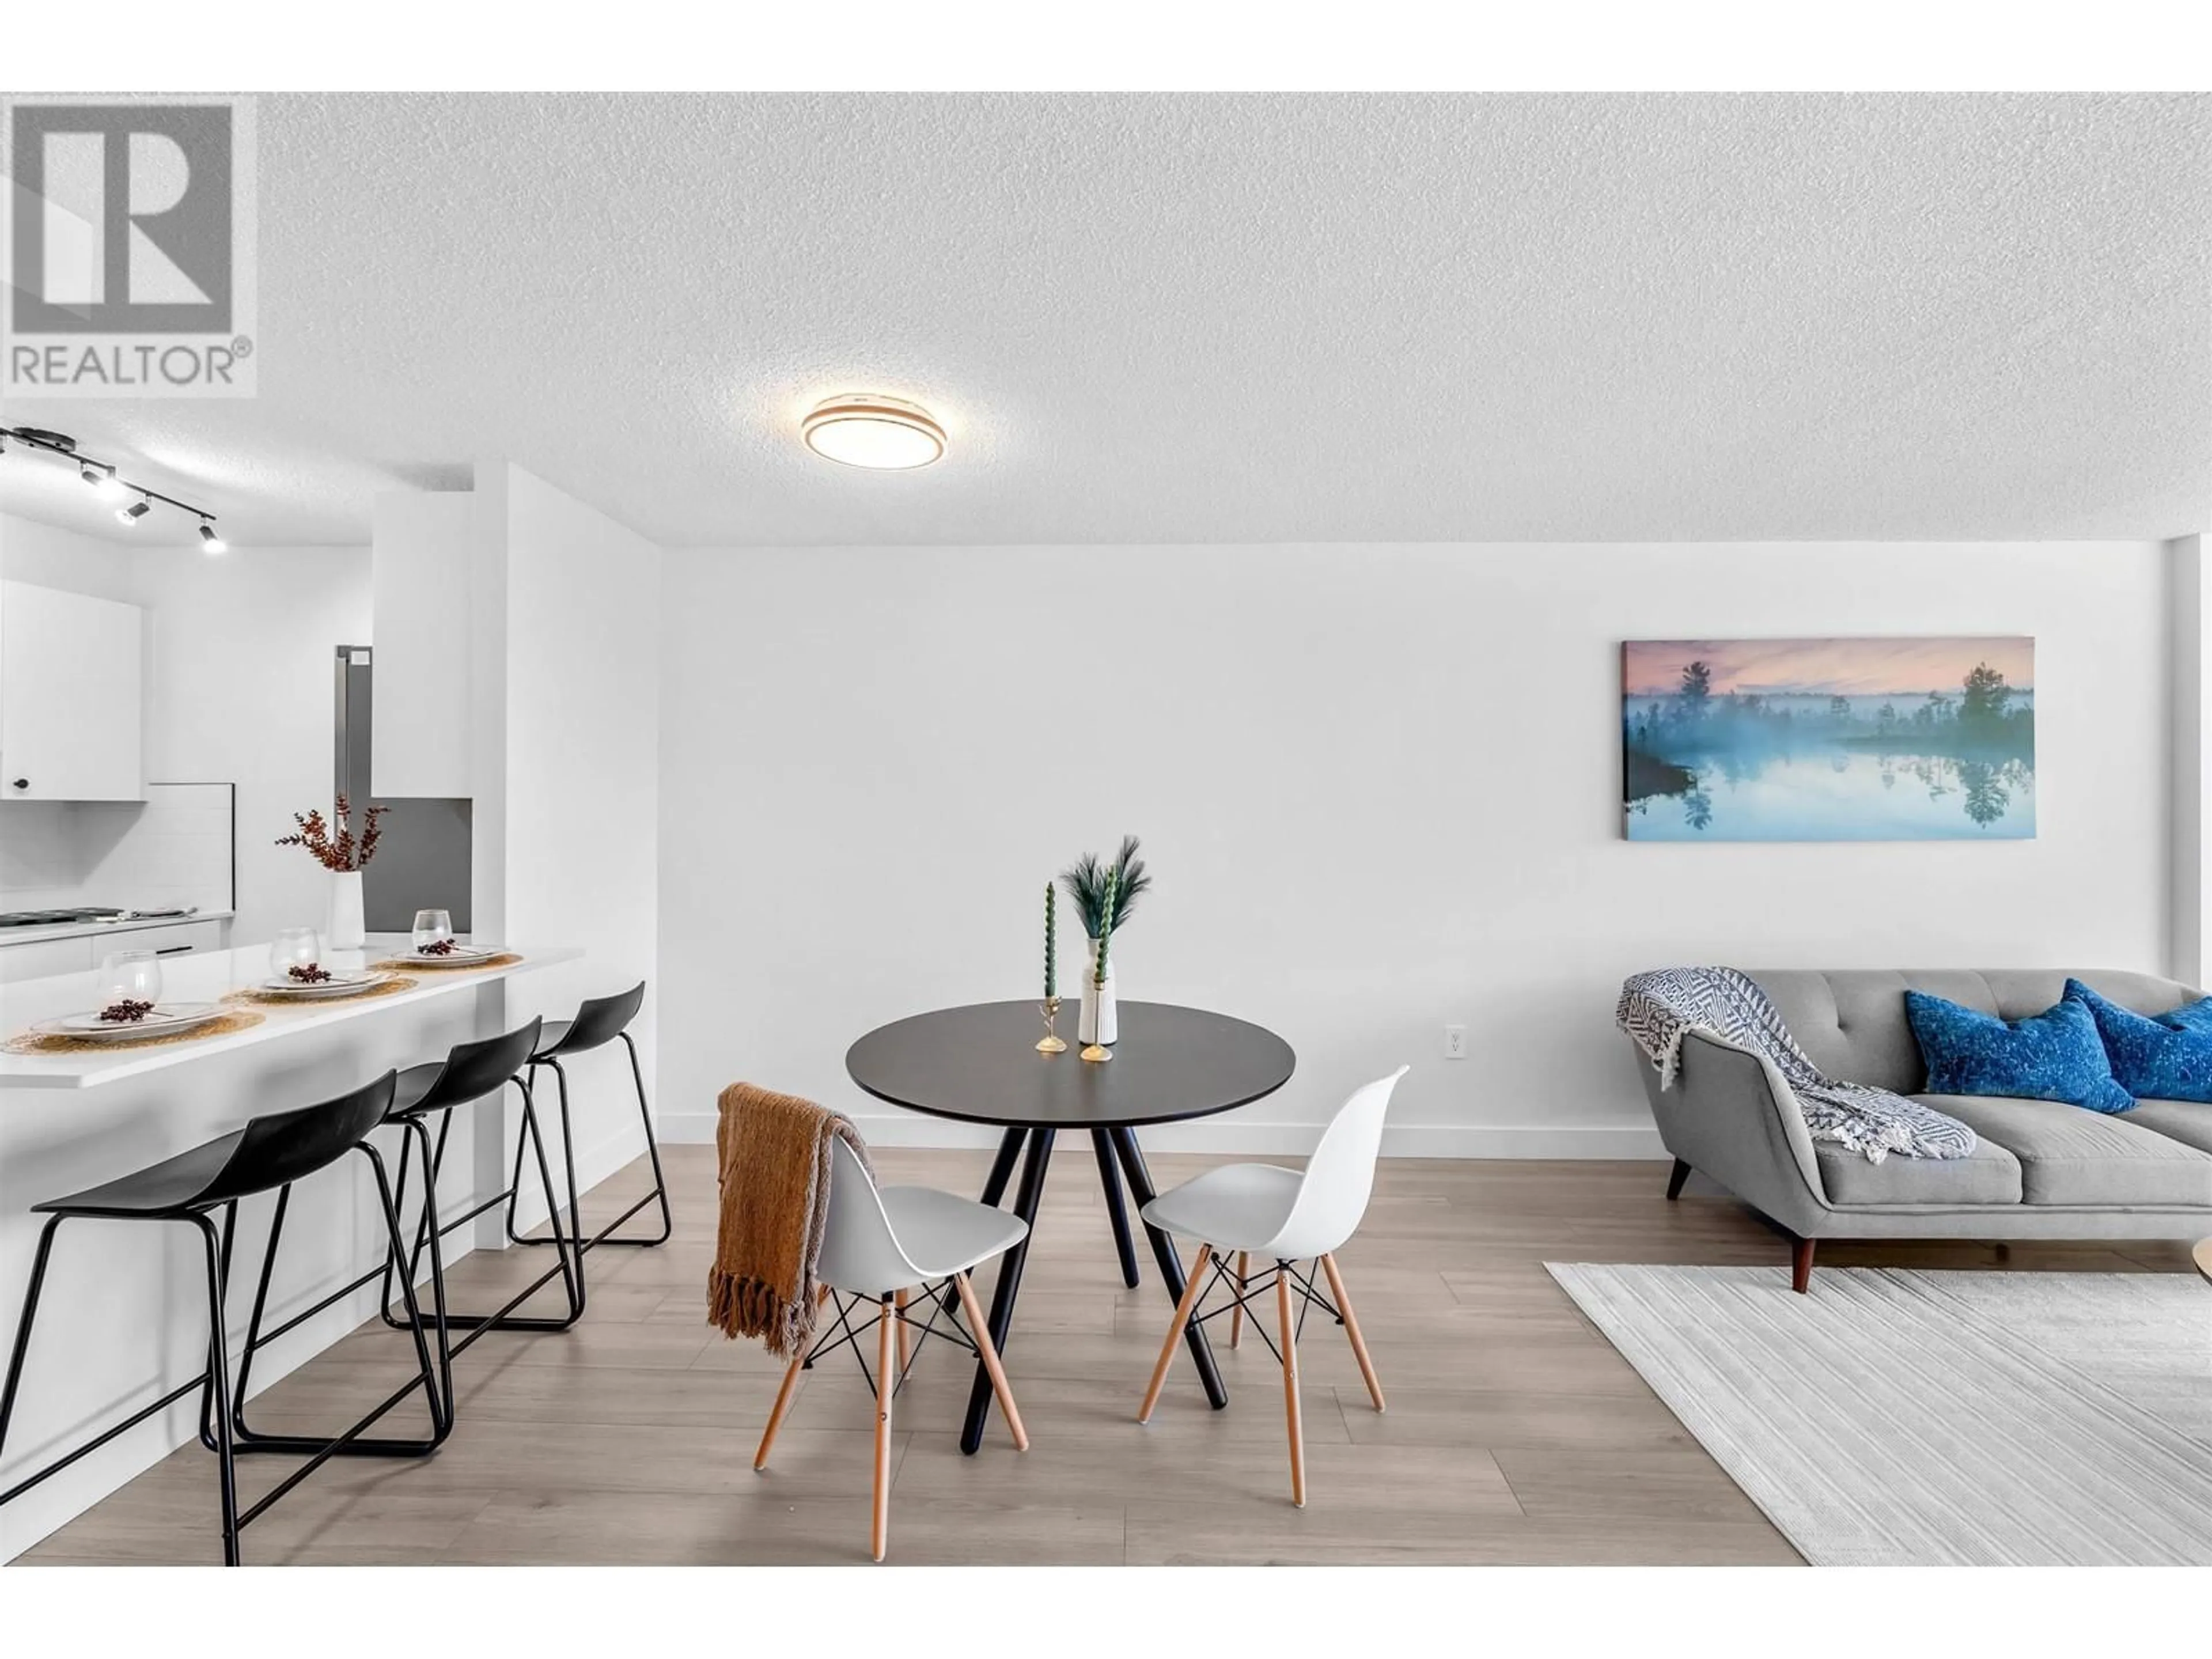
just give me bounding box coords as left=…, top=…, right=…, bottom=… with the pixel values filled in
left=1665, top=1158, right=1691, bottom=1201
left=1790, top=1237, right=1816, bottom=1293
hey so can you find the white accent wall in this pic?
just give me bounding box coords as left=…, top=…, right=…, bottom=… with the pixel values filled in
left=468, top=463, right=662, bottom=1205
left=656, top=540, right=2173, bottom=1155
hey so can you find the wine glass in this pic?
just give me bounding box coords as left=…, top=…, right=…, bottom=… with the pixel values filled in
left=270, top=927, right=321, bottom=980
left=98, top=949, right=164, bottom=1009
left=411, top=909, right=455, bottom=953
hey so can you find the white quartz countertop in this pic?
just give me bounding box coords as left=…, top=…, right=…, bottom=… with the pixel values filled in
left=0, top=934, right=577, bottom=1090
left=0, top=911, right=236, bottom=949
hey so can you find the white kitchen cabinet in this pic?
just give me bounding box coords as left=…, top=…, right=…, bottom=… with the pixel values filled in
left=0, top=937, right=94, bottom=984
left=0, top=581, right=145, bottom=802
left=113, top=919, right=228, bottom=959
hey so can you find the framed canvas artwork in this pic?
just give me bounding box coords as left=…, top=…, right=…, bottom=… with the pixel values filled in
left=1622, top=637, right=2036, bottom=841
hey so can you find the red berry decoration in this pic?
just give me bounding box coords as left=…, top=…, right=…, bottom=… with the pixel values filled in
left=98, top=998, right=156, bottom=1024
left=286, top=963, right=333, bottom=983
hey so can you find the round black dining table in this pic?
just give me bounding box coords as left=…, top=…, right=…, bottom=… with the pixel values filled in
left=846, top=999, right=1296, bottom=1455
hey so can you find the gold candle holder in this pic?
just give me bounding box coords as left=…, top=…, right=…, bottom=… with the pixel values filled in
left=1080, top=1040, right=1111, bottom=1063
left=1036, top=997, right=1067, bottom=1054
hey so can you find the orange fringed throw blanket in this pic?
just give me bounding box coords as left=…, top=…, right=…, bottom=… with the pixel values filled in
left=709, top=1082, right=874, bottom=1358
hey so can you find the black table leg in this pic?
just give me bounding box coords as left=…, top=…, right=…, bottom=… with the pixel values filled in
left=979, top=1127, right=1027, bottom=1209
left=1109, top=1126, right=1228, bottom=1411
left=1091, top=1129, right=1141, bottom=1289
left=960, top=1127, right=1055, bottom=1454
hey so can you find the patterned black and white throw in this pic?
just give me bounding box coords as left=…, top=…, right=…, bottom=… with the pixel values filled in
left=1617, top=967, right=1977, bottom=1163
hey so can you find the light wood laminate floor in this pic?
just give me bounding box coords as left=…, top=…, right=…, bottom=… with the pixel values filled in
left=16, top=1145, right=2202, bottom=1566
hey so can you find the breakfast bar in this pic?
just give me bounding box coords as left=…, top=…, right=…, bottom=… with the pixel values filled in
left=0, top=937, right=578, bottom=1560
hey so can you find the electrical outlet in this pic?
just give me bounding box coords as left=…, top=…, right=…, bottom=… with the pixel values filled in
left=1443, top=1024, right=1468, bottom=1060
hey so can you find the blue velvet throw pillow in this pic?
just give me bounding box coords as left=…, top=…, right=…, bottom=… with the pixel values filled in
left=2064, top=979, right=2212, bottom=1104
left=1903, top=990, right=2135, bottom=1114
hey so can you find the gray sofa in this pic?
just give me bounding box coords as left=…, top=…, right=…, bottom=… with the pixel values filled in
left=1637, top=968, right=2212, bottom=1291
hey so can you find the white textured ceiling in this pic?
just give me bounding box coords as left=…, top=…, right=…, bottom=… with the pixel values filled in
left=2, top=91, right=2206, bottom=548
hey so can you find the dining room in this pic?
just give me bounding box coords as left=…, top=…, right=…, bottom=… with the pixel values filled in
left=2, top=44, right=2209, bottom=1659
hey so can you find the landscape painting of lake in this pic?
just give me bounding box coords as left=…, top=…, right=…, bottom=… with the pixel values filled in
left=1622, top=637, right=2035, bottom=841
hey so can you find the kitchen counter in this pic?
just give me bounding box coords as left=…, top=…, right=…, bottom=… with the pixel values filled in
left=0, top=910, right=236, bottom=950
left=0, top=931, right=583, bottom=1563
left=0, top=935, right=575, bottom=1089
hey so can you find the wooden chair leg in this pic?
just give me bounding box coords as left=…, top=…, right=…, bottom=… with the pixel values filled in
left=895, top=1287, right=911, bottom=1372
left=755, top=1287, right=829, bottom=1470
left=1791, top=1237, right=1816, bottom=1294
left=1229, top=1251, right=1249, bottom=1349
left=1666, top=1158, right=1691, bottom=1200
left=755, top=1353, right=808, bottom=1470
left=872, top=1293, right=895, bottom=1562
left=1319, top=1253, right=1384, bottom=1414
left=1277, top=1262, right=1305, bottom=1508
left=954, top=1271, right=1028, bottom=1450
left=1137, top=1241, right=1213, bottom=1423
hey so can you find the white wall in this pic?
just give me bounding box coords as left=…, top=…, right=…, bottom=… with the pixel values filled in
left=657, top=540, right=2172, bottom=1154
left=1, top=512, right=372, bottom=941
left=472, top=463, right=662, bottom=1197
left=372, top=491, right=475, bottom=798
left=131, top=544, right=373, bottom=942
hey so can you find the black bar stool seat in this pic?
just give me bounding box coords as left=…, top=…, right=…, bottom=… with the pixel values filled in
left=388, top=1062, right=444, bottom=1115
left=507, top=982, right=672, bottom=1253
left=33, top=1133, right=253, bottom=1218
left=1, top=1072, right=443, bottom=1566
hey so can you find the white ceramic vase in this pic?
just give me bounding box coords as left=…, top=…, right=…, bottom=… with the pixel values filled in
left=1078, top=937, right=1118, bottom=1045
left=327, top=870, right=366, bottom=950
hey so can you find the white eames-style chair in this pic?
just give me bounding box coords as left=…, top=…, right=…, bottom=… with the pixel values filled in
left=753, top=1137, right=1031, bottom=1562
left=1135, top=1066, right=1408, bottom=1506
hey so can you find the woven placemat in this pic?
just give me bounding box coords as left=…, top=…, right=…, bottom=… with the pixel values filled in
left=222, top=974, right=420, bottom=1009
left=4, top=1009, right=266, bottom=1057
left=367, top=952, right=522, bottom=973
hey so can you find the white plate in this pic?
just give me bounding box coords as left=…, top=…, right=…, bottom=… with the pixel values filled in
left=256, top=971, right=391, bottom=1000
left=40, top=1002, right=224, bottom=1043
left=403, top=944, right=499, bottom=965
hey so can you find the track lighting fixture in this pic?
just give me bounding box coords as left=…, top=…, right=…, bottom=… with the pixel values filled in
left=1, top=425, right=222, bottom=543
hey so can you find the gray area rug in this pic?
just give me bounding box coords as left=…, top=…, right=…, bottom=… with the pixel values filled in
left=1548, top=1264, right=2212, bottom=1566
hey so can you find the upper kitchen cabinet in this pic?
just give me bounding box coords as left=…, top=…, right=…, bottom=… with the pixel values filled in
left=0, top=581, right=145, bottom=802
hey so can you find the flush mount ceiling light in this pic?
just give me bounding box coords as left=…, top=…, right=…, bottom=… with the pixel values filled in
left=801, top=394, right=946, bottom=471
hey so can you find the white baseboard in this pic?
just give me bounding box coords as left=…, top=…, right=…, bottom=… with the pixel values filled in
left=660, top=1111, right=1664, bottom=1161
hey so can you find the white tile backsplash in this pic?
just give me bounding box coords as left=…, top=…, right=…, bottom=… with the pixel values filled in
left=0, top=783, right=232, bottom=915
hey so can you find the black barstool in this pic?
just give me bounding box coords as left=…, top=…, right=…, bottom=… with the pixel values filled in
left=0, top=1072, right=441, bottom=1566
left=369, top=1018, right=584, bottom=1395
left=503, top=982, right=672, bottom=1254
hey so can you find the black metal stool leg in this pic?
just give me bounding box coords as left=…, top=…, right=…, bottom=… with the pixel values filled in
left=505, top=1059, right=582, bottom=1255
left=227, top=1145, right=449, bottom=1454
left=1111, top=1126, right=1228, bottom=1411
left=960, top=1127, right=1054, bottom=1455
left=1092, top=1129, right=1141, bottom=1289
left=419, top=1075, right=585, bottom=1334
left=0, top=1215, right=64, bottom=1466
left=191, top=1213, right=241, bottom=1566
left=614, top=1031, right=674, bottom=1245
left=506, top=1036, right=673, bottom=1251
left=199, top=1199, right=240, bottom=1453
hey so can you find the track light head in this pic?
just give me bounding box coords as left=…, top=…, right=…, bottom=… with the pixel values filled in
left=116, top=497, right=151, bottom=526
left=198, top=520, right=226, bottom=554
left=81, top=461, right=123, bottom=499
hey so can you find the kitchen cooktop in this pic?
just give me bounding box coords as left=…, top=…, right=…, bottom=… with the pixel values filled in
left=0, top=908, right=126, bottom=929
